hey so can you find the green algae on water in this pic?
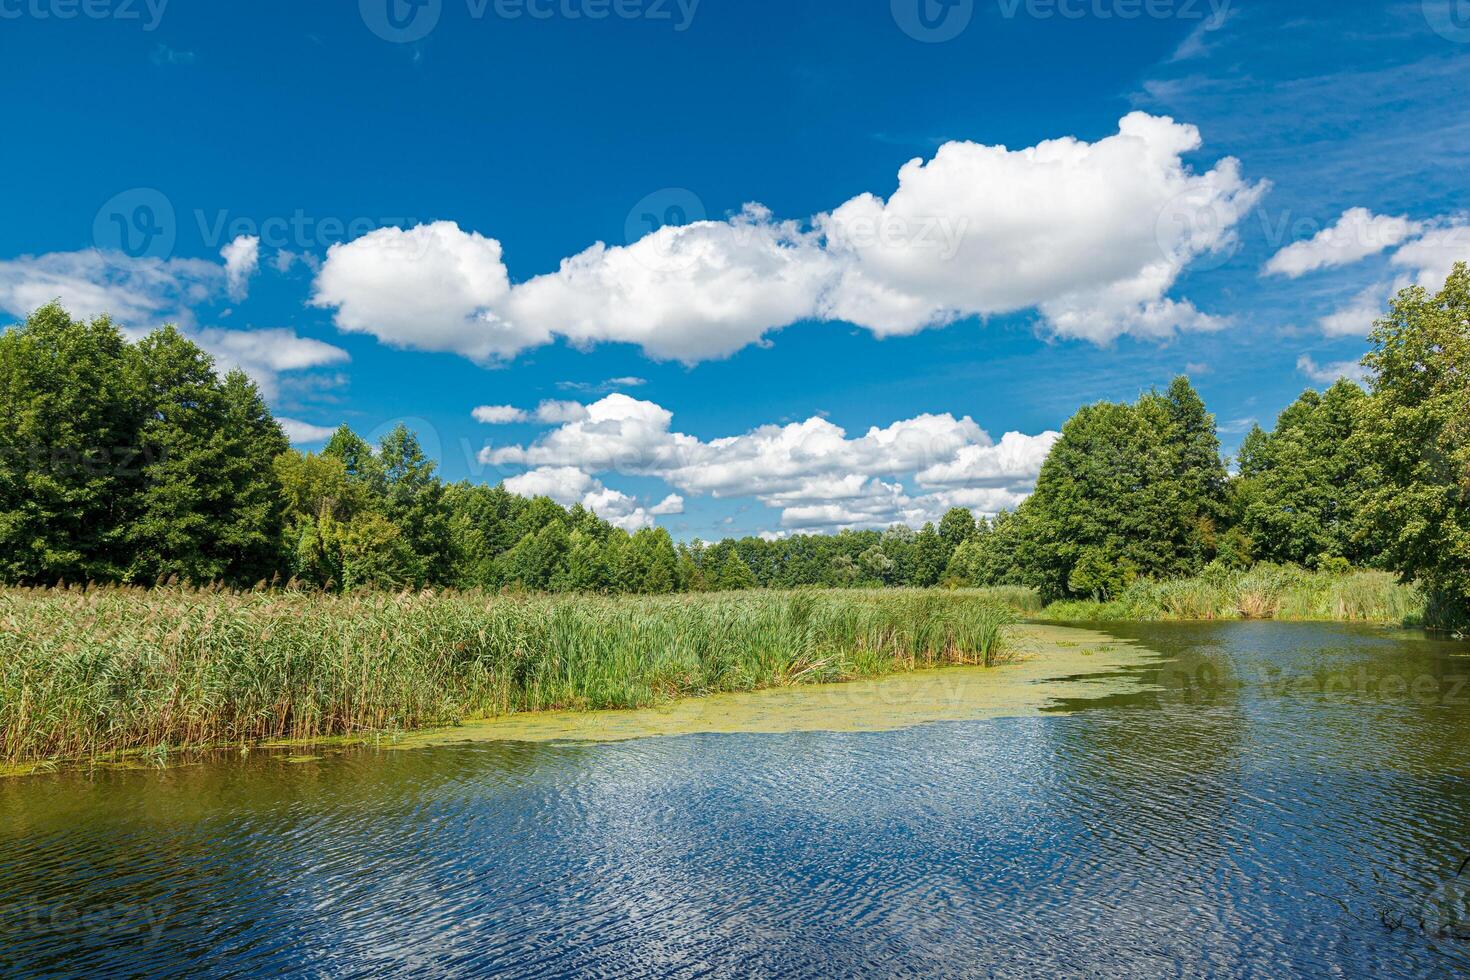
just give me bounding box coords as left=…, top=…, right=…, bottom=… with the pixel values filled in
left=392, top=625, right=1163, bottom=750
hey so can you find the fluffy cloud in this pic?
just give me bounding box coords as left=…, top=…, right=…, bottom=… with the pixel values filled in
left=310, top=221, right=544, bottom=362
left=1271, top=213, right=1470, bottom=338
left=312, top=113, right=1264, bottom=362
left=502, top=465, right=665, bottom=532
left=504, top=205, right=834, bottom=362
left=820, top=111, right=1264, bottom=343
left=650, top=494, right=685, bottom=516
left=481, top=393, right=1058, bottom=533
left=1318, top=281, right=1396, bottom=338
left=914, top=430, right=1061, bottom=488
left=221, top=235, right=260, bottom=301
left=0, top=249, right=222, bottom=324
left=472, top=401, right=592, bottom=425
left=533, top=400, right=590, bottom=424
left=472, top=405, right=529, bottom=424
left=0, top=247, right=347, bottom=401
left=189, top=326, right=349, bottom=399
left=1274, top=212, right=1470, bottom=338
left=1297, top=354, right=1368, bottom=386
left=278, top=418, right=339, bottom=444
left=1264, top=208, right=1421, bottom=278
left=1390, top=221, right=1470, bottom=289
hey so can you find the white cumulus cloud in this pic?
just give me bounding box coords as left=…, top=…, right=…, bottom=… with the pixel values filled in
left=221, top=235, right=261, bottom=301
left=0, top=249, right=223, bottom=325
left=312, top=113, right=1264, bottom=363
left=472, top=405, right=529, bottom=424
left=189, top=326, right=349, bottom=399
left=1264, top=208, right=1421, bottom=278
left=310, top=221, right=543, bottom=362
left=1297, top=354, right=1368, bottom=386
left=481, top=394, right=1058, bottom=533
left=502, top=465, right=665, bottom=532
left=1390, top=221, right=1470, bottom=290
left=279, top=418, right=340, bottom=444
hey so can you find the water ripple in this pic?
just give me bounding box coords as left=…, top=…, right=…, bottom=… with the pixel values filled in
left=3, top=622, right=1470, bottom=977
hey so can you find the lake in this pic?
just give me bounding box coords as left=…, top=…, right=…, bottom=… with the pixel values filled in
left=3, top=622, right=1469, bottom=977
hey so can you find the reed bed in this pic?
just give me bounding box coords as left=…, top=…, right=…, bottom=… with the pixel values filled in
left=0, top=586, right=1015, bottom=765
left=1042, top=565, right=1424, bottom=625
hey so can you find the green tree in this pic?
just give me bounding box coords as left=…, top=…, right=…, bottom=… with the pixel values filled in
left=323, top=425, right=385, bottom=496
left=715, top=551, right=757, bottom=590
left=564, top=530, right=614, bottom=592
left=1234, top=380, right=1369, bottom=566
left=501, top=522, right=570, bottom=590
left=1067, top=546, right=1135, bottom=601
left=1355, top=264, right=1470, bottom=629
left=339, top=511, right=417, bottom=590
left=377, top=424, right=449, bottom=585
left=0, top=305, right=140, bottom=582
left=1016, top=380, right=1226, bottom=600
left=635, top=527, right=679, bottom=593
left=214, top=371, right=290, bottom=582
left=911, top=522, right=947, bottom=587
left=938, top=507, right=977, bottom=550
left=125, top=327, right=257, bottom=583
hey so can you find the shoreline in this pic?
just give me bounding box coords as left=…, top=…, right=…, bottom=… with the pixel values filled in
left=1, top=623, right=1159, bottom=778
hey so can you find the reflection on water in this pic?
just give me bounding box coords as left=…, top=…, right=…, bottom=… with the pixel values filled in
left=3, top=622, right=1470, bottom=977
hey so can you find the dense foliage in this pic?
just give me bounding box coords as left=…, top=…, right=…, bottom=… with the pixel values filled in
left=3, top=263, right=1469, bottom=629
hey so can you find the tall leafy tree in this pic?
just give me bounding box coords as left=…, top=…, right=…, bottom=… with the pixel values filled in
left=911, top=522, right=947, bottom=587
left=215, top=371, right=290, bottom=582
left=0, top=305, right=140, bottom=582
left=1165, top=376, right=1230, bottom=562
left=1016, top=380, right=1226, bottom=600
left=377, top=424, right=450, bottom=585
left=938, top=507, right=977, bottom=550
left=1234, top=380, right=1369, bottom=566
left=126, top=327, right=248, bottom=583
left=1355, top=264, right=1470, bottom=629
left=715, top=551, right=757, bottom=591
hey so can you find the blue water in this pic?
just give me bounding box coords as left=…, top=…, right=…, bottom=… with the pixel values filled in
left=4, top=622, right=1470, bottom=977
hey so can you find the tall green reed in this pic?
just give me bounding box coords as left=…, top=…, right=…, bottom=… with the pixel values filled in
left=0, top=586, right=1015, bottom=764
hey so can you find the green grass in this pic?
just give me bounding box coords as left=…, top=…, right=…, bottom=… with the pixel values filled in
left=1041, top=565, right=1424, bottom=625
left=0, top=586, right=1016, bottom=765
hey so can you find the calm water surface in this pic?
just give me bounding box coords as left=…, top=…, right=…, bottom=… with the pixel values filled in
left=4, top=622, right=1470, bottom=978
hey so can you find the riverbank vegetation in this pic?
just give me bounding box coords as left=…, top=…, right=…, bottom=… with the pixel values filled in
left=1040, top=565, right=1422, bottom=625
left=1, top=268, right=1467, bottom=630
left=0, top=586, right=1014, bottom=765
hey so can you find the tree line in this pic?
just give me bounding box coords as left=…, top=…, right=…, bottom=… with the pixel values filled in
left=1, top=266, right=1466, bottom=626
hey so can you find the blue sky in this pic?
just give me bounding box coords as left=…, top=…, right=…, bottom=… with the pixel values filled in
left=2, top=0, right=1467, bottom=539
